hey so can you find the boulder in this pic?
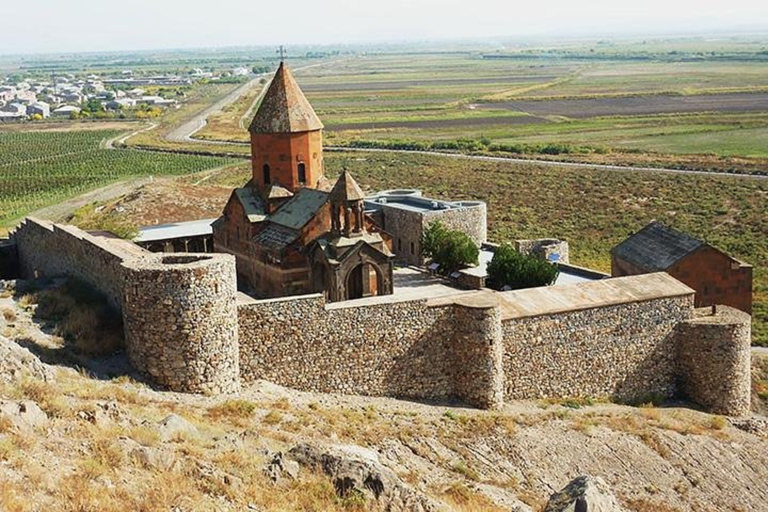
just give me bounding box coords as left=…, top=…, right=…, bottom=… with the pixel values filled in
left=156, top=413, right=198, bottom=441
left=289, top=443, right=441, bottom=511
left=0, top=335, right=53, bottom=384
left=121, top=438, right=177, bottom=471
left=263, top=452, right=300, bottom=482
left=545, top=475, right=626, bottom=512
left=0, top=399, right=48, bottom=431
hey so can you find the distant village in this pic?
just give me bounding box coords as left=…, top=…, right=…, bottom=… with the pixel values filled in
left=0, top=66, right=252, bottom=122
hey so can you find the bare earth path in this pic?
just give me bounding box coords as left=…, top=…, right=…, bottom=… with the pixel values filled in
left=28, top=177, right=161, bottom=223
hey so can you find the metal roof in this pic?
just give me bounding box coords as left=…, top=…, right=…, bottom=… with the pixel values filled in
left=135, top=218, right=217, bottom=243
left=611, top=221, right=703, bottom=271
left=269, top=188, right=328, bottom=230
left=248, top=62, right=324, bottom=134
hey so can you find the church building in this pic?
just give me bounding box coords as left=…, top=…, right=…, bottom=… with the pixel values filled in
left=212, top=61, right=395, bottom=301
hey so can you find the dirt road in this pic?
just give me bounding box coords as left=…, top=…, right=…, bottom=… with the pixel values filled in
left=28, top=177, right=160, bottom=223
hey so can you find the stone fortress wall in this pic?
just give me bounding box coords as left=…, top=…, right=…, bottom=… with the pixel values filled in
left=6, top=218, right=752, bottom=415
left=10, top=218, right=240, bottom=394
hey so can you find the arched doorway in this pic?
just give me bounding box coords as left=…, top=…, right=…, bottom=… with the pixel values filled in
left=345, top=262, right=384, bottom=300
left=263, top=164, right=271, bottom=184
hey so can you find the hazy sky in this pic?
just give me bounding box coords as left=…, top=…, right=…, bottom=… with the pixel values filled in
left=3, top=0, right=768, bottom=55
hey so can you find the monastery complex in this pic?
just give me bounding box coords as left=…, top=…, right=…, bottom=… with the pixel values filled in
left=0, top=60, right=755, bottom=417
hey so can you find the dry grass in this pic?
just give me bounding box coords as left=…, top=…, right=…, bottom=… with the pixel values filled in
left=1, top=308, right=16, bottom=323
left=440, top=482, right=506, bottom=511
left=206, top=399, right=257, bottom=427
left=127, top=425, right=160, bottom=448
left=18, top=377, right=69, bottom=418
left=32, top=280, right=123, bottom=356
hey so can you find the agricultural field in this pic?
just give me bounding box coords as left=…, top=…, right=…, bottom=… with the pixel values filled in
left=194, top=41, right=768, bottom=171
left=0, top=129, right=238, bottom=228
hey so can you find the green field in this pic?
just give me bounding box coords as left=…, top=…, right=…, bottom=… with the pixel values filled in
left=192, top=41, right=768, bottom=171
left=0, top=130, right=238, bottom=227
left=322, top=151, right=768, bottom=346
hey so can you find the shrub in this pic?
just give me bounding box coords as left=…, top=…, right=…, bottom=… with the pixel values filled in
left=33, top=279, right=123, bottom=356
left=421, top=221, right=479, bottom=273
left=207, top=399, right=257, bottom=420
left=486, top=244, right=559, bottom=290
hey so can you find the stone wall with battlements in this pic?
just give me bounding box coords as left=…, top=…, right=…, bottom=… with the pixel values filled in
left=502, top=295, right=693, bottom=402
left=237, top=273, right=749, bottom=413
left=122, top=254, right=240, bottom=394
left=12, top=218, right=135, bottom=309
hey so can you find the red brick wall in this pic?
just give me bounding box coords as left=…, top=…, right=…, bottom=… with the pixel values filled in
left=612, top=247, right=752, bottom=314
left=668, top=247, right=752, bottom=314
left=250, top=130, right=324, bottom=192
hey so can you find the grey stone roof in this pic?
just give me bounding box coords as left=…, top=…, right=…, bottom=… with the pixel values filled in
left=234, top=187, right=267, bottom=223
left=610, top=221, right=704, bottom=271
left=329, top=171, right=365, bottom=202
left=253, top=223, right=299, bottom=250
left=269, top=188, right=328, bottom=230
left=248, top=62, right=323, bottom=134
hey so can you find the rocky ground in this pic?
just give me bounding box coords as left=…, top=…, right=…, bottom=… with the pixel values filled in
left=1, top=278, right=767, bottom=512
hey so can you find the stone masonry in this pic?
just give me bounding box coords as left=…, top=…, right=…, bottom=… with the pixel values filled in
left=122, top=255, right=240, bottom=394
left=676, top=306, right=752, bottom=416
left=7, top=218, right=753, bottom=414
left=502, top=296, right=692, bottom=402
left=11, top=218, right=239, bottom=394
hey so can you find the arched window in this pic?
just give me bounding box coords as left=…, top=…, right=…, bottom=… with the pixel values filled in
left=263, top=164, right=271, bottom=184
left=298, top=162, right=306, bottom=184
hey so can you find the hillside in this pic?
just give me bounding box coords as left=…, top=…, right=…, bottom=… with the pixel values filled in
left=1, top=278, right=767, bottom=511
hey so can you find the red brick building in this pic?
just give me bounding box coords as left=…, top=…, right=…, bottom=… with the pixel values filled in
left=611, top=221, right=752, bottom=313
left=212, top=61, right=394, bottom=301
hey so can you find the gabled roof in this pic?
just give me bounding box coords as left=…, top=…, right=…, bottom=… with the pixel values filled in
left=329, top=171, right=365, bottom=202
left=263, top=183, right=294, bottom=200
left=611, top=221, right=704, bottom=271
left=268, top=188, right=329, bottom=230
left=234, top=187, right=267, bottom=223
left=253, top=223, right=299, bottom=251
left=248, top=62, right=323, bottom=134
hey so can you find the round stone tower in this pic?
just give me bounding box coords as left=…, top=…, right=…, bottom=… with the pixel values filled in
left=121, top=253, right=239, bottom=394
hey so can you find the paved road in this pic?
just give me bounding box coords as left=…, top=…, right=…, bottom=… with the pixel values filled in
left=166, top=58, right=352, bottom=143
left=166, top=76, right=267, bottom=143
left=754, top=347, right=768, bottom=357
left=322, top=147, right=768, bottom=181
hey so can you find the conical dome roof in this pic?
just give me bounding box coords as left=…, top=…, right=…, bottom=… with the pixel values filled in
left=248, top=62, right=324, bottom=134
left=330, top=171, right=365, bottom=202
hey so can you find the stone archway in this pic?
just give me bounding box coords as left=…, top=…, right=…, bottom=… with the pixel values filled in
left=345, top=262, right=384, bottom=300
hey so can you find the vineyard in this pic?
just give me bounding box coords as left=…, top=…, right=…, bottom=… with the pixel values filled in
left=0, top=130, right=238, bottom=227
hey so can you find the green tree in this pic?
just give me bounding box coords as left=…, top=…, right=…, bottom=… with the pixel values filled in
left=422, top=221, right=478, bottom=273
left=421, top=221, right=449, bottom=260
left=486, top=244, right=559, bottom=291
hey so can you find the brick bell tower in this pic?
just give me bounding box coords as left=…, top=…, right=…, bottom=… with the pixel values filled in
left=248, top=58, right=325, bottom=193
